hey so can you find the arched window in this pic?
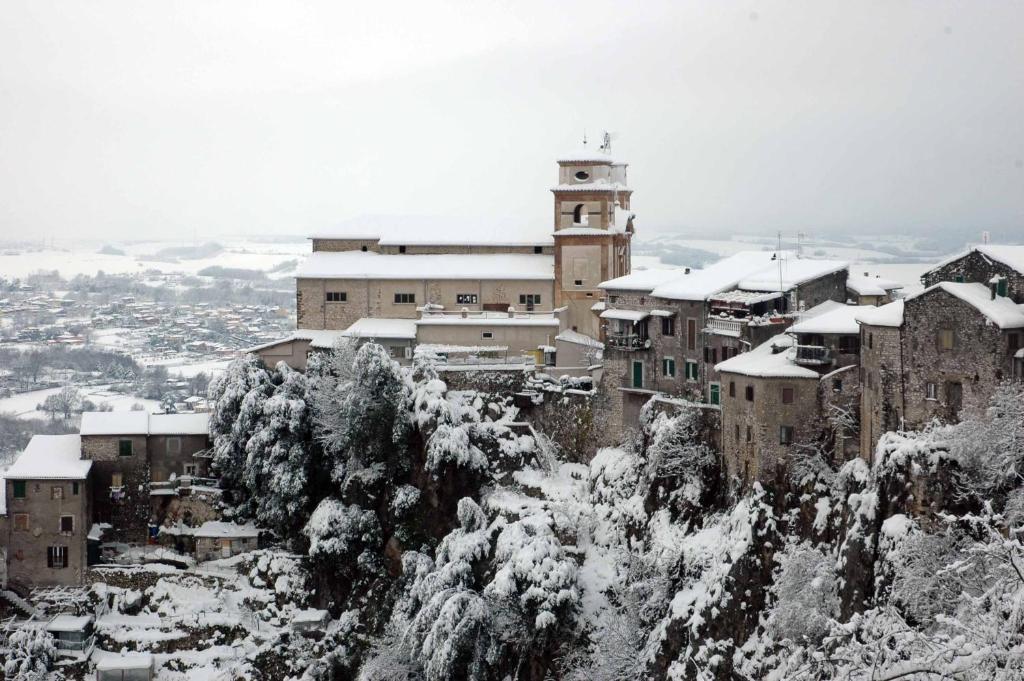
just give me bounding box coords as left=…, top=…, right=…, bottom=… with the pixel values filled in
left=573, top=204, right=588, bottom=226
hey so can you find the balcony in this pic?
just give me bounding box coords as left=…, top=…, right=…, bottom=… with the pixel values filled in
left=794, top=344, right=831, bottom=366
left=606, top=334, right=650, bottom=352
left=704, top=317, right=746, bottom=338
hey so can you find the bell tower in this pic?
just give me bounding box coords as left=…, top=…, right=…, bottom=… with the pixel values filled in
left=552, top=133, right=634, bottom=338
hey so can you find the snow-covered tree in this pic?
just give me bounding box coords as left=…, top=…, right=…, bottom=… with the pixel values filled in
left=3, top=625, right=58, bottom=680
left=208, top=355, right=273, bottom=502
left=304, top=497, right=383, bottom=576
left=766, top=543, right=838, bottom=644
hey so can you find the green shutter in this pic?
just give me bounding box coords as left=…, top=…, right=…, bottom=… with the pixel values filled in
left=12, top=481, right=26, bottom=498
left=710, top=384, right=720, bottom=405
left=119, top=439, right=133, bottom=456
left=997, top=278, right=1008, bottom=297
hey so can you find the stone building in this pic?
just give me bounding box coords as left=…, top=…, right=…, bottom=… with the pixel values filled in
left=598, top=252, right=849, bottom=426
left=921, top=244, right=1024, bottom=303
left=80, top=412, right=211, bottom=543
left=858, top=281, right=1024, bottom=460
left=4, top=435, right=92, bottom=589
left=257, top=144, right=632, bottom=370
left=715, top=303, right=868, bottom=488
left=846, top=272, right=904, bottom=306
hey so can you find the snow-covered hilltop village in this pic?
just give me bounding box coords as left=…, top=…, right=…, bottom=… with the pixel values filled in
left=0, top=140, right=1023, bottom=681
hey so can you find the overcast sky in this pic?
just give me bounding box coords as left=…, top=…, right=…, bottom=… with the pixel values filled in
left=1, top=1, right=1022, bottom=243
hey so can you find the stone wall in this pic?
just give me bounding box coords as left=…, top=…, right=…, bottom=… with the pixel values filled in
left=5, top=476, right=89, bottom=589
left=149, top=434, right=210, bottom=483
left=82, top=435, right=151, bottom=543
left=819, top=364, right=862, bottom=462
left=923, top=249, right=1024, bottom=303
left=859, top=323, right=904, bottom=462
left=718, top=370, right=821, bottom=488
left=901, top=288, right=1017, bottom=429
left=793, top=269, right=849, bottom=311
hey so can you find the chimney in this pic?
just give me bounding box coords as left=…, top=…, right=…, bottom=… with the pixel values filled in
left=684, top=267, right=691, bottom=275
left=461, top=307, right=468, bottom=318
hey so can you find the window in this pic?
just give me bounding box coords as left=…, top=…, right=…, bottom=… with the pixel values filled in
left=572, top=204, right=588, bottom=225
left=13, top=513, right=29, bottom=531
left=926, top=382, right=938, bottom=400
left=734, top=424, right=740, bottom=441
left=745, top=426, right=752, bottom=443
left=574, top=279, right=584, bottom=286
left=111, top=473, right=124, bottom=489
left=534, top=246, right=543, bottom=254
left=1011, top=333, right=1021, bottom=355
left=662, top=358, right=676, bottom=378
left=938, top=328, right=954, bottom=351
left=325, top=291, right=347, bottom=302
left=51, top=486, right=63, bottom=500
left=481, top=331, right=494, bottom=340
left=394, top=293, right=416, bottom=304
left=711, top=348, right=718, bottom=364
left=118, top=439, right=133, bottom=457
left=574, top=170, right=590, bottom=181
left=745, top=385, right=754, bottom=401
left=684, top=360, right=699, bottom=381
left=60, top=516, right=74, bottom=534
left=954, top=274, right=964, bottom=283
left=398, top=245, right=406, bottom=253
left=519, top=294, right=542, bottom=306
left=729, top=381, right=736, bottom=397
left=47, top=546, right=68, bottom=569
left=997, top=278, right=1009, bottom=297
left=13, top=480, right=26, bottom=498
left=360, top=245, right=368, bottom=252
left=868, top=333, right=873, bottom=349
left=832, top=378, right=843, bottom=393
left=184, top=464, right=197, bottom=477
left=456, top=294, right=478, bottom=305
left=166, top=437, right=181, bottom=455
left=72, top=482, right=79, bottom=496
left=661, top=317, right=675, bottom=336
left=838, top=335, right=859, bottom=354
left=782, top=387, right=795, bottom=404
left=709, top=383, right=721, bottom=405
left=686, top=319, right=697, bottom=351
left=780, top=426, right=794, bottom=445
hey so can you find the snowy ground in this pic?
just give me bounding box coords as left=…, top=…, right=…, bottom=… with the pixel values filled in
left=0, top=385, right=162, bottom=419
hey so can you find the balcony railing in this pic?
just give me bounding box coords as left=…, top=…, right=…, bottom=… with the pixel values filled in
left=794, top=345, right=831, bottom=365
left=704, top=317, right=746, bottom=337
left=606, top=334, right=649, bottom=351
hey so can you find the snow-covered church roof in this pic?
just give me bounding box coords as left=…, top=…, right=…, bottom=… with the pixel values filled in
left=308, top=215, right=553, bottom=247
left=297, top=251, right=554, bottom=281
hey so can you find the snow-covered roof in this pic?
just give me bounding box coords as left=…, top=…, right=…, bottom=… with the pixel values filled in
left=7, top=435, right=91, bottom=480
left=600, top=309, right=649, bottom=322
left=714, top=335, right=820, bottom=379
left=96, top=653, right=153, bottom=671
left=647, top=251, right=845, bottom=302
left=245, top=329, right=349, bottom=353
left=46, top=614, right=93, bottom=632
left=736, top=258, right=848, bottom=293
left=80, top=411, right=149, bottom=435
left=292, top=608, right=329, bottom=624
left=342, top=318, right=417, bottom=340
left=600, top=267, right=691, bottom=292
left=148, top=413, right=210, bottom=435
left=856, top=299, right=904, bottom=327
left=847, top=274, right=904, bottom=296
left=309, top=214, right=553, bottom=246
left=193, top=521, right=259, bottom=538
left=906, top=282, right=1024, bottom=329
left=709, top=289, right=783, bottom=305
left=297, top=251, right=553, bottom=281
left=551, top=181, right=629, bottom=193
left=556, top=149, right=619, bottom=164
left=555, top=227, right=615, bottom=236
left=81, top=412, right=209, bottom=436
left=555, top=329, right=604, bottom=349
left=925, top=244, right=1024, bottom=277
left=789, top=305, right=874, bottom=336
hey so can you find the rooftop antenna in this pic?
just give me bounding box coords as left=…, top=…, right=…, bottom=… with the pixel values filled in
left=582, top=130, right=588, bottom=147
left=777, top=230, right=785, bottom=302
left=982, top=230, right=991, bottom=244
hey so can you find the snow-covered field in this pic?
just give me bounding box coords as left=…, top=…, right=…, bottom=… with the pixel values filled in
left=0, top=385, right=162, bottom=419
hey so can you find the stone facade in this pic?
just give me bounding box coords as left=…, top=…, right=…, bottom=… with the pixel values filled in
left=296, top=277, right=556, bottom=331
left=82, top=434, right=151, bottom=543
left=717, top=370, right=821, bottom=488
left=5, top=476, right=91, bottom=589
left=310, top=237, right=553, bottom=256
left=858, top=324, right=904, bottom=461
left=149, top=434, right=210, bottom=483
left=922, top=249, right=1024, bottom=303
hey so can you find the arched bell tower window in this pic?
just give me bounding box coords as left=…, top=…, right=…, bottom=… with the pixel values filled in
left=573, top=204, right=588, bottom=226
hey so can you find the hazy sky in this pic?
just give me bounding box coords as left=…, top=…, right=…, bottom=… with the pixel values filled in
left=1, top=1, right=1022, bottom=242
